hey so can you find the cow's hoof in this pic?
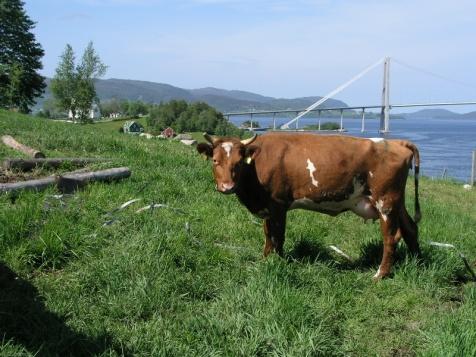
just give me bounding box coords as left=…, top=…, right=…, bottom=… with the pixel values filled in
left=372, top=267, right=390, bottom=281
left=372, top=274, right=383, bottom=282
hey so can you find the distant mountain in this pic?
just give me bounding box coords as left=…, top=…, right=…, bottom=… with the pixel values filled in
left=461, top=111, right=476, bottom=119
left=402, top=108, right=461, bottom=119
left=35, top=78, right=348, bottom=113
left=189, top=87, right=275, bottom=103
left=96, top=78, right=195, bottom=103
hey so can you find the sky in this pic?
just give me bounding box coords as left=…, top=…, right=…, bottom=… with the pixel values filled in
left=24, top=0, right=476, bottom=112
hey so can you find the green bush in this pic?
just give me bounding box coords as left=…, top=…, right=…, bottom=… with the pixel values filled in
left=147, top=100, right=243, bottom=136
left=304, top=121, right=341, bottom=130
left=241, top=120, right=260, bottom=128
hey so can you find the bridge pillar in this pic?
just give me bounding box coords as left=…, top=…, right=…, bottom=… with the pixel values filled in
left=361, top=108, right=366, bottom=132
left=339, top=109, right=344, bottom=132
left=380, top=57, right=391, bottom=133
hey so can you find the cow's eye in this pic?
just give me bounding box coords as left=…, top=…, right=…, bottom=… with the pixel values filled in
left=213, top=159, right=219, bottom=165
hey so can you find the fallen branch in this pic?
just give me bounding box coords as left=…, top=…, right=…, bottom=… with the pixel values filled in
left=2, top=158, right=110, bottom=171
left=214, top=242, right=246, bottom=252
left=118, top=198, right=141, bottom=210
left=429, top=241, right=476, bottom=281
left=135, top=203, right=185, bottom=214
left=1, top=135, right=45, bottom=158
left=328, top=245, right=353, bottom=262
left=102, top=198, right=142, bottom=226
left=0, top=167, right=131, bottom=194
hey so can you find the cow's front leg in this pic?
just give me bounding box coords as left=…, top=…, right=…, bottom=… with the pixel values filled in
left=262, top=209, right=287, bottom=257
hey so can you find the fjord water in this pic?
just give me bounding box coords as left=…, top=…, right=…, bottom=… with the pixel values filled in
left=230, top=116, right=476, bottom=182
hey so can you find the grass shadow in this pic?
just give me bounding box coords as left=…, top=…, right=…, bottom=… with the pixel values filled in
left=0, top=262, right=130, bottom=356
left=345, top=240, right=436, bottom=272
left=351, top=240, right=384, bottom=270
left=286, top=238, right=434, bottom=275
left=286, top=238, right=335, bottom=263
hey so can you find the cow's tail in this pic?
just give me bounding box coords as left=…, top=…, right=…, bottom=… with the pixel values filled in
left=405, top=142, right=421, bottom=223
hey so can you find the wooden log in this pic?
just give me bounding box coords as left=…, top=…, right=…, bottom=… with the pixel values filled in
left=1, top=135, right=45, bottom=158
left=57, top=167, right=131, bottom=193
left=0, top=177, right=56, bottom=194
left=2, top=158, right=110, bottom=171
left=0, top=167, right=131, bottom=194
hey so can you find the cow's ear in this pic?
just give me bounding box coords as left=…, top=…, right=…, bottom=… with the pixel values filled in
left=244, top=145, right=261, bottom=164
left=197, top=143, right=213, bottom=159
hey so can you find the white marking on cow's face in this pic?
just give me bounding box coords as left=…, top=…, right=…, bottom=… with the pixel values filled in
left=369, top=171, right=374, bottom=178
left=221, top=142, right=233, bottom=158
left=306, top=159, right=319, bottom=187
left=369, top=138, right=384, bottom=143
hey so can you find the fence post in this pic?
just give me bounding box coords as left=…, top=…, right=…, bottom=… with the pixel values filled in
left=471, top=150, right=476, bottom=186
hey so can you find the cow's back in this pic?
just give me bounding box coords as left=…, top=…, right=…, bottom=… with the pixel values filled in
left=253, top=133, right=414, bottom=203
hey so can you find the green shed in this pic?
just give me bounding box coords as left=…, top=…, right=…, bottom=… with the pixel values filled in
left=123, top=121, right=144, bottom=134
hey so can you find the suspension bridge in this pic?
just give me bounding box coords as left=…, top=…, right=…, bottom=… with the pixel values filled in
left=224, top=57, right=476, bottom=133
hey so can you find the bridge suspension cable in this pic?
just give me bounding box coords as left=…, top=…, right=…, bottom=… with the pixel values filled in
left=392, top=57, right=476, bottom=91
left=280, top=57, right=385, bottom=129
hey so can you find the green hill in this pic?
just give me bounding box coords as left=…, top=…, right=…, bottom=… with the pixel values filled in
left=1, top=110, right=475, bottom=355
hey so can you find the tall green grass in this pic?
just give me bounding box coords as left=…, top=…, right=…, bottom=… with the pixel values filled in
left=0, top=110, right=475, bottom=356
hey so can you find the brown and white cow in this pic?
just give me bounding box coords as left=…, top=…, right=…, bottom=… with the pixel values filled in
left=197, top=132, right=421, bottom=279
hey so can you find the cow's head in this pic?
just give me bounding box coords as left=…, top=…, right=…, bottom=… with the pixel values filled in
left=197, top=133, right=258, bottom=194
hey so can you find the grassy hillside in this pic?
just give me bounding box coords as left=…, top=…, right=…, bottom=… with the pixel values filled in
left=1, top=110, right=475, bottom=356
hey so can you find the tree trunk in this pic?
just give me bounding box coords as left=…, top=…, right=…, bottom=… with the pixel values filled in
left=70, top=106, right=76, bottom=123
left=1, top=135, right=45, bottom=158
left=0, top=167, right=131, bottom=194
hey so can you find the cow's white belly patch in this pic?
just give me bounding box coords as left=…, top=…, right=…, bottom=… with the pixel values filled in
left=306, top=159, right=319, bottom=187
left=290, top=178, right=379, bottom=220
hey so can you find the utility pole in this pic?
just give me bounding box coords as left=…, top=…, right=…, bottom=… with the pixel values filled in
left=380, top=57, right=390, bottom=133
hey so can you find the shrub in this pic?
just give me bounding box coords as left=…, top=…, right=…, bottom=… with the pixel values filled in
left=147, top=100, right=243, bottom=136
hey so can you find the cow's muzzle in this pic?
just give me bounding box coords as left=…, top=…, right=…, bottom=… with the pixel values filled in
left=218, top=182, right=236, bottom=194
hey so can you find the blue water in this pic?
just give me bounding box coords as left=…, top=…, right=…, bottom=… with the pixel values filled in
left=229, top=116, right=476, bottom=182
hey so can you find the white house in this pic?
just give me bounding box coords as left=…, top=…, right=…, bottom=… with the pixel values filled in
left=109, top=112, right=121, bottom=119
left=68, top=103, right=101, bottom=121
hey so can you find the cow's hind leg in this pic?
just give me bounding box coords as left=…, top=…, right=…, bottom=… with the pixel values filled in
left=374, top=210, right=400, bottom=280
left=263, top=208, right=286, bottom=257
left=399, top=206, right=421, bottom=256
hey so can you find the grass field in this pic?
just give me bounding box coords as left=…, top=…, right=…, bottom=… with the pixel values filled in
left=1, top=109, right=475, bottom=356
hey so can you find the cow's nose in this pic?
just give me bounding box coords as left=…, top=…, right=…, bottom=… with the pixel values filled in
left=221, top=182, right=235, bottom=194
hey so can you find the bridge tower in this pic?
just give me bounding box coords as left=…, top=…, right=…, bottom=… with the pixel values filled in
left=380, top=57, right=391, bottom=133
